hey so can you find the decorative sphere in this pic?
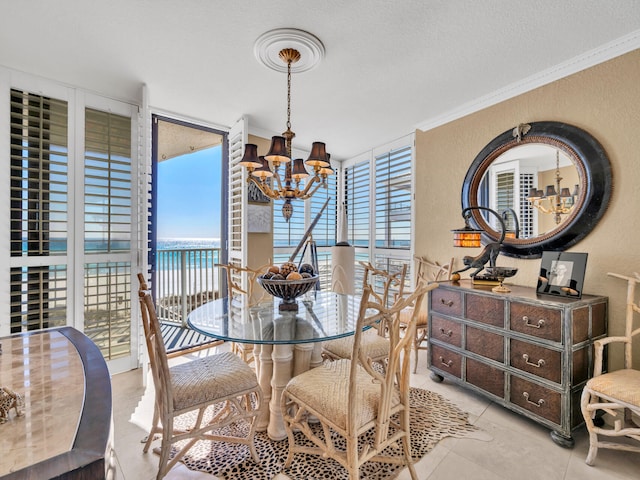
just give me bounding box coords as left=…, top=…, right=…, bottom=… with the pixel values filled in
left=301, top=272, right=312, bottom=278
left=299, top=263, right=315, bottom=275
left=286, top=271, right=303, bottom=280
left=262, top=272, right=274, bottom=280
left=280, top=262, right=297, bottom=277
left=268, top=265, right=280, bottom=274
left=270, top=273, right=285, bottom=280
left=451, top=273, right=461, bottom=282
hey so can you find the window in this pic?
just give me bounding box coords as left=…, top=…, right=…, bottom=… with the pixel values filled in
left=9, top=90, right=69, bottom=332
left=343, top=134, right=415, bottom=293
left=4, top=78, right=139, bottom=370
left=375, top=145, right=412, bottom=249
left=83, top=108, right=133, bottom=359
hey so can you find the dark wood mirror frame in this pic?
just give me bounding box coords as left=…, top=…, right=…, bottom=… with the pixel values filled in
left=461, top=121, right=612, bottom=259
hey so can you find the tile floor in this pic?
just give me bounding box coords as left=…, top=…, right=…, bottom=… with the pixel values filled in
left=111, top=347, right=640, bottom=480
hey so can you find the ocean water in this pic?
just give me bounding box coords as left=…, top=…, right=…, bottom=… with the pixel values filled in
left=157, top=237, right=220, bottom=250
left=155, top=238, right=222, bottom=299
left=156, top=238, right=221, bottom=271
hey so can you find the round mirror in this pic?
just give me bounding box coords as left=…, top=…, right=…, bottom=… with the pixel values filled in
left=461, top=121, right=612, bottom=258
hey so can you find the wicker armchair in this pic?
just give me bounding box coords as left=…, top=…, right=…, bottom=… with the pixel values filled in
left=137, top=274, right=263, bottom=480
left=281, top=279, right=438, bottom=479
left=322, top=261, right=407, bottom=365
left=399, top=255, right=454, bottom=373
left=580, top=271, right=640, bottom=466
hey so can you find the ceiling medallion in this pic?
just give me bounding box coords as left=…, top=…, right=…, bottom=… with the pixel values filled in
left=254, top=28, right=325, bottom=73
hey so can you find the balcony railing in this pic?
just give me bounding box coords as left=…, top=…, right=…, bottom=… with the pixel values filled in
left=155, top=247, right=222, bottom=326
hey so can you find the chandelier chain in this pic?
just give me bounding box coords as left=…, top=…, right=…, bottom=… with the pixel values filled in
left=286, top=59, right=292, bottom=132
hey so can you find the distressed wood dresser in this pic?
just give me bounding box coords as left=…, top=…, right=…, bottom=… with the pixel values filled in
left=427, top=280, right=607, bottom=447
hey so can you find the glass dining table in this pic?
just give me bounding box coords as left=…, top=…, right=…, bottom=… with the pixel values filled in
left=187, top=290, right=362, bottom=440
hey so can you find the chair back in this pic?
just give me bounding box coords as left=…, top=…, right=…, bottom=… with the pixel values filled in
left=606, top=272, right=640, bottom=372
left=138, top=273, right=174, bottom=417
left=414, top=255, right=454, bottom=284
left=359, top=262, right=408, bottom=337
left=359, top=261, right=407, bottom=306
left=347, top=279, right=438, bottom=435
left=216, top=260, right=271, bottom=306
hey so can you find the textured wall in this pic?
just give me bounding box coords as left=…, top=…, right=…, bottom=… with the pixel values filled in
left=415, top=49, right=640, bottom=369
left=247, top=134, right=274, bottom=272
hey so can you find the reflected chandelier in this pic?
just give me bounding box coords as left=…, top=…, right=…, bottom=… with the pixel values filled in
left=240, top=32, right=333, bottom=222
left=526, top=150, right=578, bottom=225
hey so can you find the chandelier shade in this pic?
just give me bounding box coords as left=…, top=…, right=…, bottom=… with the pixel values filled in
left=265, top=136, right=290, bottom=164
left=239, top=144, right=262, bottom=169
left=241, top=32, right=332, bottom=222
left=291, top=158, right=310, bottom=180
left=305, top=142, right=330, bottom=168
left=252, top=156, right=273, bottom=179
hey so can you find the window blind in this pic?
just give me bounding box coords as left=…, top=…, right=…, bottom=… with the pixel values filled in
left=10, top=89, right=69, bottom=256
left=375, top=145, right=411, bottom=249
left=9, top=90, right=69, bottom=333
left=84, top=108, right=132, bottom=253
left=83, top=108, right=133, bottom=360
left=344, top=160, right=370, bottom=248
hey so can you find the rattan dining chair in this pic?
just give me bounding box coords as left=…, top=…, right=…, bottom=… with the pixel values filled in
left=580, top=271, right=640, bottom=466
left=137, top=273, right=263, bottom=480
left=216, top=261, right=271, bottom=364
left=322, top=261, right=407, bottom=365
left=399, top=255, right=454, bottom=372
left=281, top=279, right=438, bottom=479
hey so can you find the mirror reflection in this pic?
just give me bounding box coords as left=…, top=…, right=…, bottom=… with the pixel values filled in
left=477, top=144, right=581, bottom=240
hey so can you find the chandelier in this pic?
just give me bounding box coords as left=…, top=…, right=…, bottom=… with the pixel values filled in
left=526, top=150, right=578, bottom=225
left=240, top=40, right=333, bottom=222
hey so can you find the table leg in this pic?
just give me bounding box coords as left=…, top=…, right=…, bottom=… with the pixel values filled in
left=310, top=342, right=323, bottom=369
left=293, top=342, right=314, bottom=377
left=255, top=344, right=272, bottom=432
left=267, top=343, right=293, bottom=441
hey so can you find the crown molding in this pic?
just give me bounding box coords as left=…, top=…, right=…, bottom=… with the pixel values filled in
left=416, top=30, right=640, bottom=133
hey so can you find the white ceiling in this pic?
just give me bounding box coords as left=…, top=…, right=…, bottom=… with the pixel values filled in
left=1, top=1, right=639, bottom=160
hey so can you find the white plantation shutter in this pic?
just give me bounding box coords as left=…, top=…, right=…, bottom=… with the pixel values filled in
left=227, top=117, right=248, bottom=289
left=3, top=75, right=140, bottom=371
left=343, top=134, right=415, bottom=294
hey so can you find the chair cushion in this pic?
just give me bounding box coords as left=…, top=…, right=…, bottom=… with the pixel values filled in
left=585, top=369, right=640, bottom=407
left=169, top=351, right=259, bottom=411
left=399, top=308, right=428, bottom=327
left=284, top=359, right=399, bottom=431
left=323, top=329, right=389, bottom=361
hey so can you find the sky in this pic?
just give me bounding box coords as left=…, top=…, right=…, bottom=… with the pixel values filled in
left=157, top=146, right=222, bottom=240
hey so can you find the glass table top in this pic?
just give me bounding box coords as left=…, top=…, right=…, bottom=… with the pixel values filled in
left=187, top=291, right=362, bottom=344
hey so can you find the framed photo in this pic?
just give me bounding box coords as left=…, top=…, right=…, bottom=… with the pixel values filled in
left=536, top=251, right=588, bottom=298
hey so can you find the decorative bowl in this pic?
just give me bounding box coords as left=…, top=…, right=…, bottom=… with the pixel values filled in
left=257, top=275, right=319, bottom=308
left=484, top=267, right=518, bottom=279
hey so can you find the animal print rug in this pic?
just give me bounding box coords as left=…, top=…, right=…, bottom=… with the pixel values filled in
left=169, top=387, right=488, bottom=480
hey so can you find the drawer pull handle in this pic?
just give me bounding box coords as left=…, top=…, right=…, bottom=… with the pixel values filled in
left=438, top=355, right=453, bottom=368
left=439, top=328, right=453, bottom=337
left=522, top=353, right=546, bottom=368
left=440, top=299, right=454, bottom=307
left=523, top=315, right=545, bottom=329
left=523, top=392, right=545, bottom=408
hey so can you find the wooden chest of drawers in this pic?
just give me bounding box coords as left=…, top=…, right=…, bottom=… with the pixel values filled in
left=427, top=280, right=607, bottom=446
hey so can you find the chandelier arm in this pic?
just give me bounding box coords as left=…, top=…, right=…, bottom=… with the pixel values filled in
left=271, top=169, right=285, bottom=193
left=295, top=175, right=324, bottom=198
left=247, top=176, right=279, bottom=199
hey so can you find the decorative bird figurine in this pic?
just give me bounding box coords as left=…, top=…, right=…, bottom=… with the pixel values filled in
left=512, top=123, right=531, bottom=142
